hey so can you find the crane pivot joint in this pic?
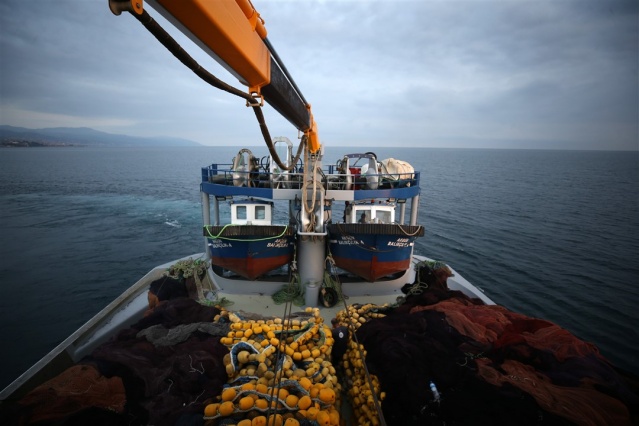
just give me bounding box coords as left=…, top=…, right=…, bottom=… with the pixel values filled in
left=109, top=0, right=144, bottom=16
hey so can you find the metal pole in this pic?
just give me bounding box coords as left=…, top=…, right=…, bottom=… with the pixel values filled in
left=399, top=203, right=406, bottom=225
left=410, top=195, right=419, bottom=226
left=202, top=192, right=211, bottom=254
left=214, top=198, right=220, bottom=226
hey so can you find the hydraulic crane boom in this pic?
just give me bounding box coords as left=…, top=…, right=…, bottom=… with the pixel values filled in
left=108, top=0, right=320, bottom=153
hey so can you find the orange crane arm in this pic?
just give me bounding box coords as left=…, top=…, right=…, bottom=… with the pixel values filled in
left=109, top=0, right=320, bottom=152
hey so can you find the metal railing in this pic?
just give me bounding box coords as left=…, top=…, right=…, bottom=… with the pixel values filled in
left=202, top=164, right=420, bottom=189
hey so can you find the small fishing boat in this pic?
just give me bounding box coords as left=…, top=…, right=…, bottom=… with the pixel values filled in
left=327, top=200, right=424, bottom=282
left=204, top=198, right=295, bottom=280
left=325, top=153, right=424, bottom=282
left=203, top=146, right=298, bottom=280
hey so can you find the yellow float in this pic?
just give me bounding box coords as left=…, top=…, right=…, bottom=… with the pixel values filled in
left=203, top=307, right=341, bottom=425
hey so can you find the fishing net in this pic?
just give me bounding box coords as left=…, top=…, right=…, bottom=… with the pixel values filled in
left=5, top=365, right=126, bottom=425
left=334, top=262, right=639, bottom=426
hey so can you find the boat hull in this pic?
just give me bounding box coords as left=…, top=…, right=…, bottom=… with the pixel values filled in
left=327, top=224, right=424, bottom=282
left=205, top=225, right=295, bottom=279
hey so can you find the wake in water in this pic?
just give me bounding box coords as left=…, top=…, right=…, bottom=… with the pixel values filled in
left=164, top=219, right=182, bottom=228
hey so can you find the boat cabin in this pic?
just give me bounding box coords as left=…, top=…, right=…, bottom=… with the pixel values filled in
left=230, top=199, right=273, bottom=225
left=345, top=202, right=395, bottom=224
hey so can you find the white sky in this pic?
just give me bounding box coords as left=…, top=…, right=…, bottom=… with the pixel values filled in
left=1, top=0, right=637, bottom=150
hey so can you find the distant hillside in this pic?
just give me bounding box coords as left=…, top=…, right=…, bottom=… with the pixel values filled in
left=0, top=125, right=201, bottom=147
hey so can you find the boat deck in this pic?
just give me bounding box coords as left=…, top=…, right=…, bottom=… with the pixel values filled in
left=0, top=251, right=489, bottom=403
left=2, top=254, right=637, bottom=426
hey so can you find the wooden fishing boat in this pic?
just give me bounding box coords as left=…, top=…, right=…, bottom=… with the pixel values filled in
left=327, top=201, right=424, bottom=282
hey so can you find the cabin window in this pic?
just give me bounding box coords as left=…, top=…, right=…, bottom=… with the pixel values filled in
left=377, top=210, right=391, bottom=223
left=357, top=211, right=370, bottom=224
left=255, top=205, right=266, bottom=220
left=237, top=206, right=247, bottom=220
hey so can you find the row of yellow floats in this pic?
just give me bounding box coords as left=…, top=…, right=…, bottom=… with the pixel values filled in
left=203, top=303, right=390, bottom=426
left=334, top=304, right=389, bottom=426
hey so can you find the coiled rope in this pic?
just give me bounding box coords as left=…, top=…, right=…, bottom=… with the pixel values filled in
left=271, top=273, right=305, bottom=306
left=404, top=259, right=450, bottom=296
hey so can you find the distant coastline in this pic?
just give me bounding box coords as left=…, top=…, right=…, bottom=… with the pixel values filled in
left=1, top=139, right=81, bottom=148
left=0, top=125, right=201, bottom=148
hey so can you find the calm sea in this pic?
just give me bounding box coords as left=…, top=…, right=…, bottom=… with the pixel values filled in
left=0, top=146, right=637, bottom=390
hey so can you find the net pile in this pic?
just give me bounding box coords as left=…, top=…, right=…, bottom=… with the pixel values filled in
left=3, top=277, right=228, bottom=425
left=334, top=262, right=639, bottom=426
left=4, top=266, right=637, bottom=425
left=3, top=277, right=343, bottom=426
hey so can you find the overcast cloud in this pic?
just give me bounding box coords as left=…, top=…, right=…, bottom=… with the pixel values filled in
left=1, top=0, right=637, bottom=149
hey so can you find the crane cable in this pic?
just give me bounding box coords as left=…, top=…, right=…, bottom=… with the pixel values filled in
left=129, top=9, right=305, bottom=172
left=266, top=296, right=295, bottom=421
left=129, top=9, right=325, bottom=238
